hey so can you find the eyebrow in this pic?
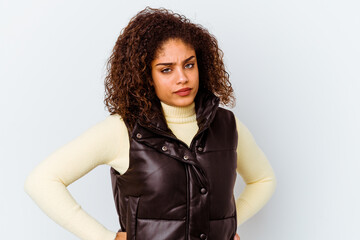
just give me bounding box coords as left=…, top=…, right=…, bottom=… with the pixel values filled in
left=155, top=56, right=195, bottom=66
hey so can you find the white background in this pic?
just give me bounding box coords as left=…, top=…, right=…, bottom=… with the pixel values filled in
left=1, top=0, right=359, bottom=239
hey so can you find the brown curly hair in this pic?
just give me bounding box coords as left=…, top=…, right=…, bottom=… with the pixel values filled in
left=104, top=6, right=235, bottom=131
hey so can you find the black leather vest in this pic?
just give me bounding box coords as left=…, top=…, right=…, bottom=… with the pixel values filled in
left=110, top=90, right=238, bottom=240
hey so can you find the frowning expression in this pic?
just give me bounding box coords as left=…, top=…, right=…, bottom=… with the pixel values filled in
left=151, top=38, right=199, bottom=107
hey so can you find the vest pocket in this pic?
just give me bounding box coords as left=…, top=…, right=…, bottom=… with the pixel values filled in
left=126, top=195, right=140, bottom=240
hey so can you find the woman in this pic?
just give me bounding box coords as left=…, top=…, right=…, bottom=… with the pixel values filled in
left=25, top=7, right=276, bottom=240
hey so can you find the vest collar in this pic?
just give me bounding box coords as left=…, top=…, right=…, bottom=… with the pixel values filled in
left=137, top=89, right=220, bottom=137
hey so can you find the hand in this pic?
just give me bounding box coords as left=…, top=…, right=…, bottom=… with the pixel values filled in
left=234, top=233, right=240, bottom=240
left=115, top=232, right=126, bottom=240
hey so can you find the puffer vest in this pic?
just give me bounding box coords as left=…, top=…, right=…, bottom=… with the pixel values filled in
left=110, top=90, right=238, bottom=240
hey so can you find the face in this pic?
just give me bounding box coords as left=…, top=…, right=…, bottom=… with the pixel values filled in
left=151, top=38, right=199, bottom=107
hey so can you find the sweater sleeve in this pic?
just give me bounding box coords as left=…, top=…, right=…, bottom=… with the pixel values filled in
left=234, top=116, right=277, bottom=227
left=24, top=114, right=129, bottom=240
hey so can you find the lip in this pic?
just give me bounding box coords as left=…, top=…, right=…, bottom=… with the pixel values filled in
left=174, top=87, right=192, bottom=96
left=174, top=87, right=192, bottom=93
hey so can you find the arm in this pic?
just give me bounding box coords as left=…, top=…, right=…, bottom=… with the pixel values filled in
left=234, top=116, right=277, bottom=227
left=24, top=114, right=129, bottom=240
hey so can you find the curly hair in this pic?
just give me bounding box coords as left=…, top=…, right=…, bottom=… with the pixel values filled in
left=104, top=6, right=235, bottom=131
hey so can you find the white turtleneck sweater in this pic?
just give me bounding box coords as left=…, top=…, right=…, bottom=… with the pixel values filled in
left=24, top=101, right=276, bottom=240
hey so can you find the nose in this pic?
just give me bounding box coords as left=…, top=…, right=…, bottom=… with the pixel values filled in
left=176, top=68, right=189, bottom=84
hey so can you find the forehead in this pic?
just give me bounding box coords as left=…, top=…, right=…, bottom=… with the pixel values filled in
left=154, top=39, right=195, bottom=60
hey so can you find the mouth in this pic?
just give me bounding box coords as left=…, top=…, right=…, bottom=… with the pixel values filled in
left=175, top=87, right=192, bottom=93
left=174, top=88, right=192, bottom=96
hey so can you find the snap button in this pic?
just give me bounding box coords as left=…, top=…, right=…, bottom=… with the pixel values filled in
left=136, top=133, right=142, bottom=139
left=197, top=147, right=203, bottom=152
left=161, top=146, right=167, bottom=151
left=200, top=188, right=207, bottom=194
left=183, top=155, right=189, bottom=160
left=200, top=233, right=207, bottom=240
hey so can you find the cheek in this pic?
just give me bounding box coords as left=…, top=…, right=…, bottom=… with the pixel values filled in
left=159, top=81, right=172, bottom=95
left=192, top=65, right=199, bottom=79
left=192, top=69, right=200, bottom=86
left=152, top=75, right=169, bottom=95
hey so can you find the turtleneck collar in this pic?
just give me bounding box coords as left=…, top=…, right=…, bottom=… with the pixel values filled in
left=160, top=101, right=196, bottom=124
left=135, top=89, right=220, bottom=135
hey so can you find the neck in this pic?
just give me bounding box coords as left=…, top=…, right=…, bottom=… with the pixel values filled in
left=160, top=101, right=196, bottom=124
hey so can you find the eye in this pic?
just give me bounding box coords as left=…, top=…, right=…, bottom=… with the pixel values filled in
left=161, top=68, right=171, bottom=73
left=185, top=63, right=194, bottom=69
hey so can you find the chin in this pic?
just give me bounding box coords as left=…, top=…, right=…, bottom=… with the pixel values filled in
left=173, top=98, right=195, bottom=107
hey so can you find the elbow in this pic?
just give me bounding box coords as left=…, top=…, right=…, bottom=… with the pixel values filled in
left=268, top=171, right=277, bottom=196
left=24, top=171, right=37, bottom=197
left=24, top=168, right=46, bottom=198
left=260, top=166, right=277, bottom=195
left=253, top=171, right=277, bottom=196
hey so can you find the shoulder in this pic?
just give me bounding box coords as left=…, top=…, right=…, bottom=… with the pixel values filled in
left=215, top=107, right=247, bottom=134
left=217, top=107, right=235, bottom=115
left=86, top=114, right=129, bottom=148
left=89, top=114, right=130, bottom=166
left=215, top=107, right=236, bottom=124
left=102, top=113, right=128, bottom=130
